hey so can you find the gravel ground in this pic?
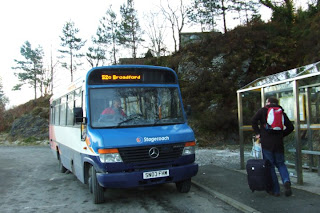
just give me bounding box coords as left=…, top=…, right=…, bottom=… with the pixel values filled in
left=195, top=147, right=252, bottom=170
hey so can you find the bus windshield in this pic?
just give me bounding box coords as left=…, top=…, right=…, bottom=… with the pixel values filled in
left=90, top=87, right=184, bottom=128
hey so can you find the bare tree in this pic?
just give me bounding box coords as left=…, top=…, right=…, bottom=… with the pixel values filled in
left=49, top=47, right=59, bottom=94
left=144, top=11, right=167, bottom=57
left=160, top=0, right=188, bottom=52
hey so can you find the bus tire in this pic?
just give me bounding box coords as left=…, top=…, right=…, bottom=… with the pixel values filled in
left=90, top=166, right=105, bottom=204
left=88, top=176, right=93, bottom=193
left=176, top=178, right=191, bottom=193
left=58, top=154, right=67, bottom=173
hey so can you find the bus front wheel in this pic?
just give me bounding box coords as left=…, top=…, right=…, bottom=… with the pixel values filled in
left=58, top=154, right=67, bottom=173
left=89, top=166, right=105, bottom=204
left=175, top=178, right=191, bottom=193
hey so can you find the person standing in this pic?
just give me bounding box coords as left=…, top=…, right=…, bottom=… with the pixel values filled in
left=251, top=97, right=294, bottom=196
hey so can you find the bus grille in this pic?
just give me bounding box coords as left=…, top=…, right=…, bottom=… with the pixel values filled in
left=118, top=143, right=184, bottom=164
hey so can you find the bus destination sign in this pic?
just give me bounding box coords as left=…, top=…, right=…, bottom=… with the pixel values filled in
left=101, top=74, right=142, bottom=81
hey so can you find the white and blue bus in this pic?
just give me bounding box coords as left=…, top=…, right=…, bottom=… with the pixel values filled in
left=49, top=65, right=198, bottom=203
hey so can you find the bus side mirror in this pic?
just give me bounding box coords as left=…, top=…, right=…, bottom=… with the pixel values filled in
left=74, top=107, right=85, bottom=123
left=185, top=105, right=192, bottom=116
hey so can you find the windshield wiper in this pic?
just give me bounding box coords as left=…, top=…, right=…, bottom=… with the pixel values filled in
left=153, top=116, right=185, bottom=126
left=116, top=118, right=134, bottom=127
left=115, top=114, right=143, bottom=127
left=153, top=116, right=171, bottom=125
left=153, top=119, right=161, bottom=125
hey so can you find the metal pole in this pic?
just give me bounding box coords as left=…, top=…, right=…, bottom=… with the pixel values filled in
left=305, top=88, right=314, bottom=170
left=293, top=80, right=303, bottom=185
left=237, top=92, right=245, bottom=169
left=261, top=87, right=265, bottom=107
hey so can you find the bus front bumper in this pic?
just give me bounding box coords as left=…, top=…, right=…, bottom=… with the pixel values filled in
left=96, top=163, right=198, bottom=188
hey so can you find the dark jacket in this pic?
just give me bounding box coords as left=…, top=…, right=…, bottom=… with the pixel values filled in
left=251, top=104, right=294, bottom=153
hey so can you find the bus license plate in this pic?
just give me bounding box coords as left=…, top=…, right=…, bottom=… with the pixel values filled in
left=143, top=170, right=169, bottom=179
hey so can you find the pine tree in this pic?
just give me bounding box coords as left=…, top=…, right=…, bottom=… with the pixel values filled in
left=12, top=41, right=44, bottom=100
left=259, top=0, right=295, bottom=26
left=231, top=0, right=260, bottom=25
left=59, top=21, right=86, bottom=82
left=86, top=46, right=106, bottom=67
left=118, top=0, right=143, bottom=59
left=188, top=0, right=255, bottom=33
left=89, top=5, right=119, bottom=65
left=188, top=0, right=220, bottom=32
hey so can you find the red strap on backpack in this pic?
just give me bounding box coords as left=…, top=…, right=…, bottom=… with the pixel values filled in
left=266, top=107, right=284, bottom=131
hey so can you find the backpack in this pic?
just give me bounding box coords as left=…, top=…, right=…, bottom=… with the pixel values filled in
left=265, top=107, right=285, bottom=131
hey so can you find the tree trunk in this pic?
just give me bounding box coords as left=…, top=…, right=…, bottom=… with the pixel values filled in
left=222, top=0, right=227, bottom=34
left=51, top=51, right=54, bottom=94
left=33, top=65, right=37, bottom=101
left=34, top=79, right=37, bottom=101
left=113, top=41, right=117, bottom=64
left=70, top=51, right=73, bottom=82
left=172, top=23, right=177, bottom=53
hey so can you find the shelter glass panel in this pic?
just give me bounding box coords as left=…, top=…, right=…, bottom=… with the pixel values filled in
left=310, top=86, right=320, bottom=124
left=241, top=91, right=261, bottom=126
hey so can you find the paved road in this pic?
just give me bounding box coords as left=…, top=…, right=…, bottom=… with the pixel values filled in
left=0, top=146, right=240, bottom=213
left=193, top=165, right=320, bottom=213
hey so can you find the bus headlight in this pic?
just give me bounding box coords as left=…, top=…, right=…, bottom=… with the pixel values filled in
left=98, top=148, right=123, bottom=163
left=182, top=141, right=196, bottom=155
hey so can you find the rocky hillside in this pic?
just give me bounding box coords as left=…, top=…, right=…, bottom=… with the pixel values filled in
left=2, top=95, right=50, bottom=143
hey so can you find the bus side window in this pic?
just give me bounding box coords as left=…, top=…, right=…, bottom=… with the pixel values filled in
left=54, top=99, right=61, bottom=125
left=74, top=107, right=84, bottom=123
left=74, top=89, right=83, bottom=125
left=67, top=92, right=74, bottom=125
left=60, top=96, right=67, bottom=125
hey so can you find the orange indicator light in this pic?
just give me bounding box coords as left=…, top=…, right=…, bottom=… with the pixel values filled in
left=185, top=141, right=196, bottom=147
left=98, top=148, right=119, bottom=154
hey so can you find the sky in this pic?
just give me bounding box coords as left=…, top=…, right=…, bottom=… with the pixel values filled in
left=0, top=0, right=309, bottom=108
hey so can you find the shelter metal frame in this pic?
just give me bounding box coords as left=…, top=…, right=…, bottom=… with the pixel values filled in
left=237, top=61, right=320, bottom=185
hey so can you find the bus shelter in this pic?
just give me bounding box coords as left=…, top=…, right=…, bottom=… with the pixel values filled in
left=237, top=61, right=320, bottom=184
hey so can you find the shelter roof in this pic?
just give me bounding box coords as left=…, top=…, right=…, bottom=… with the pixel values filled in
left=238, top=61, right=320, bottom=92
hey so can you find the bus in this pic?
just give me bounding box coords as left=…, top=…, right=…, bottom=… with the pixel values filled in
left=49, top=65, right=198, bottom=203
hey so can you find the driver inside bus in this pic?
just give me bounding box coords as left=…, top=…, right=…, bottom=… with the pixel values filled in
left=99, top=98, right=126, bottom=121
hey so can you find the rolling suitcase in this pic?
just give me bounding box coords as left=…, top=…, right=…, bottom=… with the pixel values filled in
left=246, top=158, right=272, bottom=192
left=246, top=137, right=273, bottom=192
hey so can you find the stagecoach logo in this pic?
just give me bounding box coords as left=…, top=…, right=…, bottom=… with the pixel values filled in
left=136, top=136, right=170, bottom=143
left=149, top=147, right=159, bottom=159
left=136, top=137, right=143, bottom=143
